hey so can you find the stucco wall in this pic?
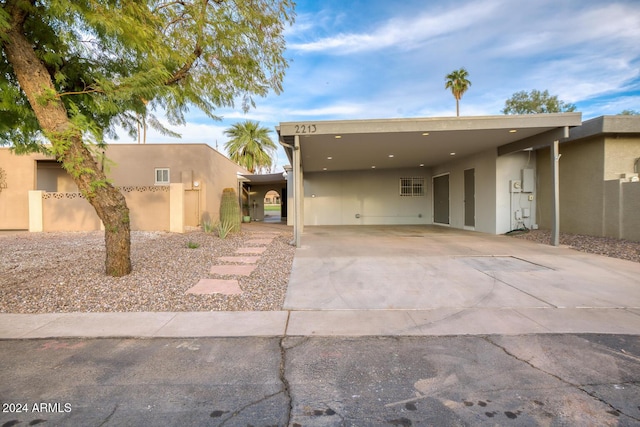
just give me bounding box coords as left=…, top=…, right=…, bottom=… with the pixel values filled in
left=303, top=167, right=432, bottom=226
left=604, top=136, right=640, bottom=180
left=104, top=144, right=247, bottom=225
left=622, top=181, right=640, bottom=241
left=1, top=144, right=247, bottom=231
left=43, top=193, right=101, bottom=231
left=431, top=148, right=498, bottom=234
left=40, top=187, right=171, bottom=232
left=602, top=179, right=640, bottom=242
left=536, top=138, right=605, bottom=235
left=0, top=150, right=42, bottom=229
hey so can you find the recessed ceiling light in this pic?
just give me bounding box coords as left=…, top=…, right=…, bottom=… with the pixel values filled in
left=388, top=154, right=394, bottom=158
left=509, top=129, right=517, bottom=133
left=322, top=167, right=327, bottom=171
left=327, top=156, right=333, bottom=160
left=419, top=163, right=425, bottom=167
left=371, top=165, right=376, bottom=169
left=422, top=132, right=429, bottom=136
left=334, top=135, right=342, bottom=139
left=450, top=152, right=456, bottom=156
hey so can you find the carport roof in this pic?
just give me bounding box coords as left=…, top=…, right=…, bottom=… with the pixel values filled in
left=277, top=113, right=582, bottom=172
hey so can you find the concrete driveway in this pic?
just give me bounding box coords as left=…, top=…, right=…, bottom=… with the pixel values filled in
left=284, top=225, right=640, bottom=335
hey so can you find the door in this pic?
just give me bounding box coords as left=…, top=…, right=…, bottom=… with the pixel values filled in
left=433, top=174, right=449, bottom=224
left=464, top=168, right=475, bottom=228
left=184, top=190, right=199, bottom=227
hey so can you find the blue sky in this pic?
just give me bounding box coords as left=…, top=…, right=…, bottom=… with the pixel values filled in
left=112, top=0, right=640, bottom=171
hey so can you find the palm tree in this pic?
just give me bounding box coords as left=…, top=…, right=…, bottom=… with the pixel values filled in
left=445, top=68, right=471, bottom=117
left=224, top=120, right=277, bottom=173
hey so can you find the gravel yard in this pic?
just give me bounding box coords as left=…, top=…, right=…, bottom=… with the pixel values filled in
left=509, top=228, right=640, bottom=263
left=0, top=226, right=295, bottom=314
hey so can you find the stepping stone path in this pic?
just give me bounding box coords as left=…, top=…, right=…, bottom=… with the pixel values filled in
left=185, top=231, right=279, bottom=296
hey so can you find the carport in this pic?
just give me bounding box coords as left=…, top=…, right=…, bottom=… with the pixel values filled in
left=278, top=114, right=582, bottom=247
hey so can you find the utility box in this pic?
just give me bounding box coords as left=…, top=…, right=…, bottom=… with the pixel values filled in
left=522, top=169, right=534, bottom=193
left=510, top=180, right=522, bottom=193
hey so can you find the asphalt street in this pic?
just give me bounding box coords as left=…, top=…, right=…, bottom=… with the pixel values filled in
left=1, top=334, right=639, bottom=426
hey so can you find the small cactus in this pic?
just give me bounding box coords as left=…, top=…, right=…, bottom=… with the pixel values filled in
left=219, top=187, right=240, bottom=233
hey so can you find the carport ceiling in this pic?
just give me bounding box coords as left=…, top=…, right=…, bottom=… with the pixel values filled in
left=279, top=114, right=582, bottom=173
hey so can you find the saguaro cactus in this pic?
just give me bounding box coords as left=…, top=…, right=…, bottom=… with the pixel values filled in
left=219, top=187, right=241, bottom=233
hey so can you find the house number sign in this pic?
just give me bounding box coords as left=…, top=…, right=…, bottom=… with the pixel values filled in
left=294, top=124, right=317, bottom=134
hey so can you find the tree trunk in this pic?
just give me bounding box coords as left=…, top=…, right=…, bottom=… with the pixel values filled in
left=2, top=2, right=132, bottom=276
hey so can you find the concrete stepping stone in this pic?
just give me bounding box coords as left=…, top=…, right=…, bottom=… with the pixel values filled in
left=236, top=247, right=267, bottom=254
left=217, top=256, right=260, bottom=264
left=246, top=238, right=274, bottom=245
left=187, top=279, right=242, bottom=295
left=250, top=233, right=278, bottom=240
left=209, top=264, right=256, bottom=276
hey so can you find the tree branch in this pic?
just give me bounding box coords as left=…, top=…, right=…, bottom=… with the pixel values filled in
left=166, top=44, right=203, bottom=85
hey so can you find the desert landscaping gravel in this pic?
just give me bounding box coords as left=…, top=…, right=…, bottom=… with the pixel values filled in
left=510, top=228, right=640, bottom=263
left=0, top=227, right=295, bottom=314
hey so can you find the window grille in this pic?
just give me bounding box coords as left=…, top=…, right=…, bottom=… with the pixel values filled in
left=155, top=168, right=170, bottom=185
left=400, top=177, right=424, bottom=196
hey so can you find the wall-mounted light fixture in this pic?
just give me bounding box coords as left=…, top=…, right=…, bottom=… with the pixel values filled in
left=193, top=181, right=200, bottom=188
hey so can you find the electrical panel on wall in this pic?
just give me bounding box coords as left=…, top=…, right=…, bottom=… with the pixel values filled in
left=522, top=169, right=534, bottom=193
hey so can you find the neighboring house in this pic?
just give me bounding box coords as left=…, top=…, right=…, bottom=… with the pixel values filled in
left=0, top=144, right=248, bottom=232
left=536, top=115, right=640, bottom=241
left=276, top=113, right=640, bottom=246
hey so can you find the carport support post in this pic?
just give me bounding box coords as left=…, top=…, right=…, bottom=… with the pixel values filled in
left=551, top=139, right=560, bottom=246
left=293, top=135, right=303, bottom=247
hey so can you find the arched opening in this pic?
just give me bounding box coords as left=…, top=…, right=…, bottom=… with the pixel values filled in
left=263, top=189, right=282, bottom=223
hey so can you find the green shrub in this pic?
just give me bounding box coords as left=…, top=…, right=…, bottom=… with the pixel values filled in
left=186, top=241, right=200, bottom=249
left=216, top=220, right=235, bottom=239
left=202, top=220, right=214, bottom=233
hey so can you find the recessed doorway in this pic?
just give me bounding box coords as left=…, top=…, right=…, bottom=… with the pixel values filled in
left=464, top=168, right=475, bottom=228
left=433, top=174, right=450, bottom=225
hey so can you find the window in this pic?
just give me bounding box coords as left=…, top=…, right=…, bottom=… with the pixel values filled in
left=400, top=177, right=424, bottom=197
left=155, top=168, right=170, bottom=185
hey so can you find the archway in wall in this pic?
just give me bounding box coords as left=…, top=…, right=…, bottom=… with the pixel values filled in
left=263, top=189, right=282, bottom=223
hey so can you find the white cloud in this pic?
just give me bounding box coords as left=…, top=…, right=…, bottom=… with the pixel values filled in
left=289, top=0, right=501, bottom=54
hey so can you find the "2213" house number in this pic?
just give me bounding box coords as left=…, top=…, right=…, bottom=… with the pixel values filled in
left=294, top=124, right=317, bottom=134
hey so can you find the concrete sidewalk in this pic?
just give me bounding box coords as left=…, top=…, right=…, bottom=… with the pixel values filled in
left=1, top=307, right=640, bottom=339
left=1, top=225, right=639, bottom=339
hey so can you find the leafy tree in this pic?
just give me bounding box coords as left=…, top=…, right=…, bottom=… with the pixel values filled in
left=502, top=89, right=576, bottom=114
left=445, top=68, right=471, bottom=117
left=619, top=109, right=639, bottom=115
left=0, top=0, right=294, bottom=276
left=224, top=120, right=277, bottom=173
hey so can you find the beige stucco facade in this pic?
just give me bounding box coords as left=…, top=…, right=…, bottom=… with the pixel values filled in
left=536, top=116, right=640, bottom=241
left=0, top=144, right=248, bottom=232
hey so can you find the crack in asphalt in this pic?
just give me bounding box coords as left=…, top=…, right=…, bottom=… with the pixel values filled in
left=279, top=336, right=293, bottom=426
left=483, top=336, right=640, bottom=423
left=217, top=336, right=296, bottom=426
left=97, top=404, right=118, bottom=427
